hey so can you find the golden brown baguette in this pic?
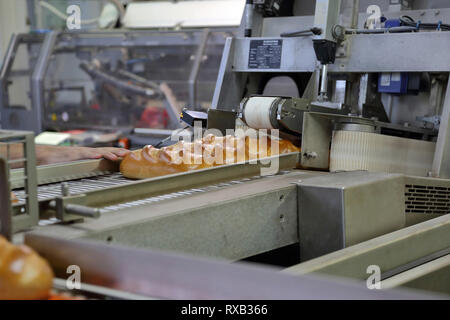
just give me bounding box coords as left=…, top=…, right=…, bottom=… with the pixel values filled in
left=120, top=134, right=300, bottom=179
left=0, top=236, right=54, bottom=300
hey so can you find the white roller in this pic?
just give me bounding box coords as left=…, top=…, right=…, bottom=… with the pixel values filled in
left=123, top=0, right=245, bottom=29
left=243, top=97, right=277, bottom=129
left=330, top=130, right=436, bottom=177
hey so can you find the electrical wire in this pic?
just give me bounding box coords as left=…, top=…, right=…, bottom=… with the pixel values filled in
left=346, top=15, right=450, bottom=34
left=345, top=26, right=418, bottom=34
left=399, top=15, right=450, bottom=31
left=288, top=16, right=450, bottom=37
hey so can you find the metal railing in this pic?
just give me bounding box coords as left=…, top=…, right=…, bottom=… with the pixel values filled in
left=0, top=130, right=39, bottom=239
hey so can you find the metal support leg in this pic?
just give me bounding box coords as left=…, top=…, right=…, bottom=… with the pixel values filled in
left=340, top=0, right=359, bottom=29
left=319, top=64, right=329, bottom=101
left=211, top=37, right=248, bottom=111
left=0, top=34, right=20, bottom=127
left=30, top=31, right=58, bottom=133
left=0, top=157, right=12, bottom=240
left=188, top=29, right=210, bottom=109
left=431, top=79, right=450, bottom=178
left=20, top=133, right=39, bottom=229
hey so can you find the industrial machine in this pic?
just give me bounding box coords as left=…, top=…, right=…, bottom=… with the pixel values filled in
left=0, top=0, right=450, bottom=299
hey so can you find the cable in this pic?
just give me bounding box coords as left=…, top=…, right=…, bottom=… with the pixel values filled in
left=345, top=26, right=418, bottom=34
left=280, top=27, right=322, bottom=38
left=347, top=15, right=450, bottom=35
left=399, top=15, right=450, bottom=31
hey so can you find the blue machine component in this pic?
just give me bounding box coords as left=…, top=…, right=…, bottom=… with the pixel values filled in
left=384, top=19, right=402, bottom=29
left=377, top=19, right=413, bottom=94
left=378, top=72, right=409, bottom=94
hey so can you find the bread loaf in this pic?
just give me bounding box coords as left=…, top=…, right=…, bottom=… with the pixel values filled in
left=120, top=134, right=299, bottom=179
left=0, top=236, right=54, bottom=300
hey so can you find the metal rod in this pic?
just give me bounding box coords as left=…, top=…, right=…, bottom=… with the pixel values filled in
left=340, top=0, right=359, bottom=29
left=319, top=64, right=329, bottom=101
left=64, top=204, right=100, bottom=219
left=432, top=78, right=450, bottom=178
left=0, top=157, right=12, bottom=240
left=22, top=133, right=39, bottom=229
left=188, top=28, right=210, bottom=108
left=31, top=31, right=58, bottom=134
left=7, top=158, right=27, bottom=164
left=244, top=0, right=254, bottom=37
left=48, top=200, right=100, bottom=219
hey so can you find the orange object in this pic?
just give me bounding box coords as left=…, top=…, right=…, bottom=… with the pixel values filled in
left=138, top=106, right=169, bottom=128
left=0, top=236, right=54, bottom=300
left=48, top=293, right=83, bottom=300
left=118, top=138, right=130, bottom=149
left=120, top=134, right=300, bottom=179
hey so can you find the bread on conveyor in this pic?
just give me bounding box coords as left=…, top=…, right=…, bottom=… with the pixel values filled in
left=0, top=236, right=54, bottom=300
left=120, top=134, right=300, bottom=179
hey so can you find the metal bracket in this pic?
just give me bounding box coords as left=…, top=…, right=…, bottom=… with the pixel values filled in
left=300, top=112, right=435, bottom=170
left=0, top=157, right=13, bottom=240
left=0, top=130, right=39, bottom=236
left=300, top=112, right=335, bottom=169
left=432, top=78, right=450, bottom=178
left=0, top=33, right=45, bottom=131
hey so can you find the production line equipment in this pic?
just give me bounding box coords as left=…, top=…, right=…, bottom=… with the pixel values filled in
left=0, top=28, right=235, bottom=147
left=0, top=0, right=450, bottom=298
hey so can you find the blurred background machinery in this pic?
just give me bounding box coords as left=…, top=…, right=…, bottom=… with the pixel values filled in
left=0, top=0, right=243, bottom=147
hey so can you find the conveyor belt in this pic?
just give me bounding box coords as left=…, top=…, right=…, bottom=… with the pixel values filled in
left=100, top=172, right=290, bottom=212
left=14, top=170, right=293, bottom=211
left=13, top=172, right=132, bottom=205
left=11, top=152, right=299, bottom=228
left=30, top=171, right=291, bottom=226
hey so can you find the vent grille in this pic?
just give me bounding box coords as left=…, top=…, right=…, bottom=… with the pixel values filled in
left=405, top=184, right=450, bottom=215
